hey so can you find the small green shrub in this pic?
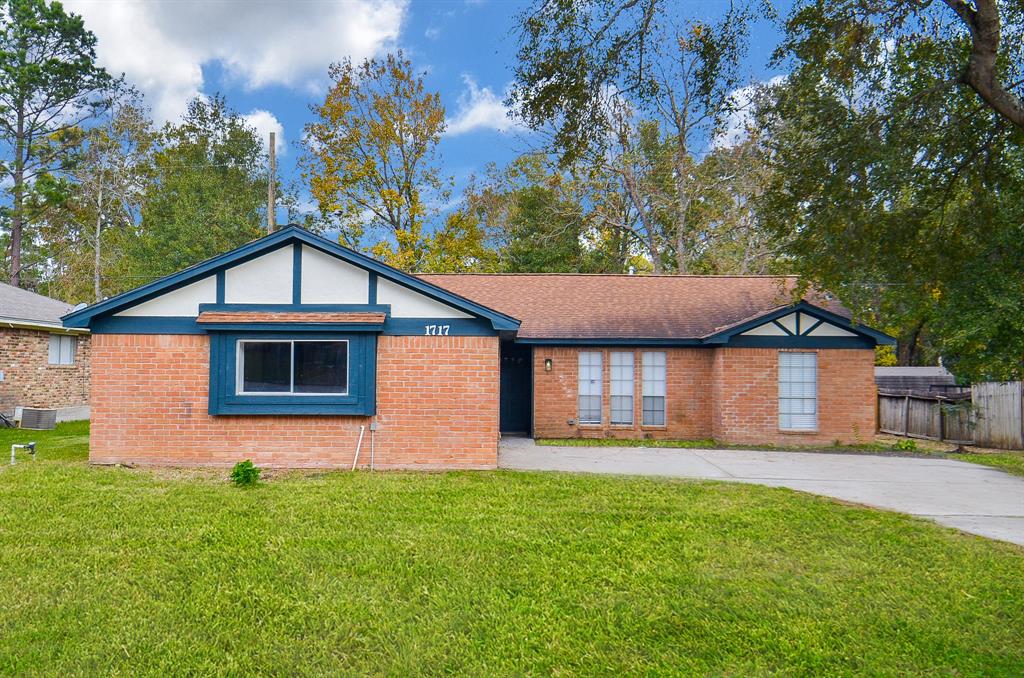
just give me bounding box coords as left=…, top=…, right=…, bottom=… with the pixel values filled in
left=230, top=460, right=261, bottom=487
left=893, top=438, right=917, bottom=451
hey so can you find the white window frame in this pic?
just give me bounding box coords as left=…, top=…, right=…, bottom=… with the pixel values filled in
left=578, top=351, right=603, bottom=424
left=48, top=334, right=76, bottom=366
left=236, top=339, right=349, bottom=396
left=641, top=351, right=666, bottom=426
left=610, top=351, right=634, bottom=425
left=778, top=351, right=817, bottom=431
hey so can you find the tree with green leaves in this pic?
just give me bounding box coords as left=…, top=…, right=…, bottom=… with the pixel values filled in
left=42, top=93, right=154, bottom=302
left=509, top=0, right=757, bottom=273
left=0, top=0, right=116, bottom=287
left=759, top=0, right=1024, bottom=379
left=302, top=52, right=448, bottom=271
left=118, top=95, right=267, bottom=286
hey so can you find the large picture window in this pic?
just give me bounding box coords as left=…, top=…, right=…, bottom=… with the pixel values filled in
left=578, top=351, right=602, bottom=424
left=610, top=351, right=634, bottom=425
left=779, top=352, right=817, bottom=430
left=237, top=340, right=348, bottom=395
left=642, top=351, right=666, bottom=426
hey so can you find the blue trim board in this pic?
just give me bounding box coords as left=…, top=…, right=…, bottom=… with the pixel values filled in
left=208, top=331, right=376, bottom=416
left=382, top=318, right=496, bottom=336
left=88, top=313, right=495, bottom=336
left=516, top=337, right=704, bottom=347
left=368, top=272, right=378, bottom=305
left=292, top=243, right=302, bottom=305
left=62, top=225, right=520, bottom=331
left=215, top=270, right=225, bottom=304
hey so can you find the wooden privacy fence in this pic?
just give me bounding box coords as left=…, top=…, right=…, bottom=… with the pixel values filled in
left=878, top=382, right=1024, bottom=449
left=879, top=391, right=974, bottom=445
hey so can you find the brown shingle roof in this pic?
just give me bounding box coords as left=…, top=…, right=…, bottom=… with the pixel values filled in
left=418, top=274, right=847, bottom=340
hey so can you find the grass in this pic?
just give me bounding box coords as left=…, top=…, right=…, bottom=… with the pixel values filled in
left=538, top=435, right=1024, bottom=477
left=1, top=424, right=1023, bottom=675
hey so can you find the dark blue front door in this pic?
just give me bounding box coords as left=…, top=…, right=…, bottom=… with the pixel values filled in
left=500, top=342, right=532, bottom=434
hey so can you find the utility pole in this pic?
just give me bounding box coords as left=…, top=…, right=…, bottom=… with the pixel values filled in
left=267, top=131, right=276, bottom=232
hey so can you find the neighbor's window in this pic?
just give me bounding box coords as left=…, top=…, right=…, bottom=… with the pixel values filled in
left=578, top=351, right=602, bottom=424
left=642, top=351, right=666, bottom=426
left=779, top=352, right=817, bottom=430
left=48, top=335, right=76, bottom=365
left=610, top=351, right=634, bottom=425
left=237, top=340, right=348, bottom=395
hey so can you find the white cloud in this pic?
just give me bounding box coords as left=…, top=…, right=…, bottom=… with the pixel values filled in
left=65, top=0, right=407, bottom=122
left=445, top=75, right=524, bottom=136
left=242, top=110, right=286, bottom=156
left=712, top=75, right=786, bottom=149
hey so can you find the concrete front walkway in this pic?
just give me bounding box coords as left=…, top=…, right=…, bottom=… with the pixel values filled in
left=498, top=438, right=1024, bottom=546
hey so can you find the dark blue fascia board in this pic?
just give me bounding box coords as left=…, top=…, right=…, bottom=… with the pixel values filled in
left=62, top=225, right=521, bottom=332
left=209, top=331, right=376, bottom=416
left=90, top=316, right=204, bottom=334
left=516, top=337, right=703, bottom=346
left=88, top=312, right=493, bottom=336
left=382, top=318, right=497, bottom=336
left=517, top=335, right=874, bottom=349
left=721, top=335, right=876, bottom=349
left=702, top=300, right=895, bottom=346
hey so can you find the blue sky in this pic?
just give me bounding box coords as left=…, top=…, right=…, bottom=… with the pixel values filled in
left=65, top=0, right=790, bottom=223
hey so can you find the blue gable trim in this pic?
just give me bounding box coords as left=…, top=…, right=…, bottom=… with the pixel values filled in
left=62, top=225, right=520, bottom=332
left=292, top=243, right=302, bottom=305
left=702, top=300, right=895, bottom=346
left=368, top=272, right=378, bottom=305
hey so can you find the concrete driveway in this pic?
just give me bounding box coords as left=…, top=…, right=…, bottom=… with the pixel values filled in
left=499, top=438, right=1024, bottom=546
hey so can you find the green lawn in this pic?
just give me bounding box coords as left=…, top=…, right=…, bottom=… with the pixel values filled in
left=1, top=424, right=1023, bottom=675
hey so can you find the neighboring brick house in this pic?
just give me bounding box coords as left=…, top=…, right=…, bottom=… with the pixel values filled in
left=64, top=225, right=893, bottom=468
left=0, top=282, right=90, bottom=422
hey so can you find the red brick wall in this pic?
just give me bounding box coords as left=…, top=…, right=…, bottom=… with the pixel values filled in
left=532, top=347, right=714, bottom=440
left=0, top=328, right=90, bottom=412
left=534, top=345, right=876, bottom=445
left=90, top=334, right=499, bottom=469
left=712, top=348, right=877, bottom=446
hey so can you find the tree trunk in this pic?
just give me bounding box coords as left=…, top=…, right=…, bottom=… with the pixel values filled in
left=10, top=109, right=25, bottom=287
left=94, top=184, right=104, bottom=302
left=673, top=144, right=691, bottom=275
left=944, top=0, right=1024, bottom=131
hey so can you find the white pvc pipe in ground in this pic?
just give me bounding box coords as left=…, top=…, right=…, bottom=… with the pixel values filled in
left=351, top=425, right=366, bottom=471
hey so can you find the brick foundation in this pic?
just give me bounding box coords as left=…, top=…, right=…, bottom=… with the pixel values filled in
left=534, top=346, right=876, bottom=445
left=0, top=328, right=90, bottom=413
left=90, top=334, right=499, bottom=469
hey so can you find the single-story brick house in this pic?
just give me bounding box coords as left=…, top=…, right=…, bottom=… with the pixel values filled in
left=0, top=282, right=90, bottom=422
left=63, top=225, right=893, bottom=468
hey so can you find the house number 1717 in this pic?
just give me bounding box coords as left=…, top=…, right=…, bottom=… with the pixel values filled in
left=424, top=324, right=450, bottom=336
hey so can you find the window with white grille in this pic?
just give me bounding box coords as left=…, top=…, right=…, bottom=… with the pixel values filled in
left=642, top=351, right=666, bottom=426
left=610, top=352, right=634, bottom=425
left=578, top=351, right=602, bottom=424
left=779, top=352, right=817, bottom=430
